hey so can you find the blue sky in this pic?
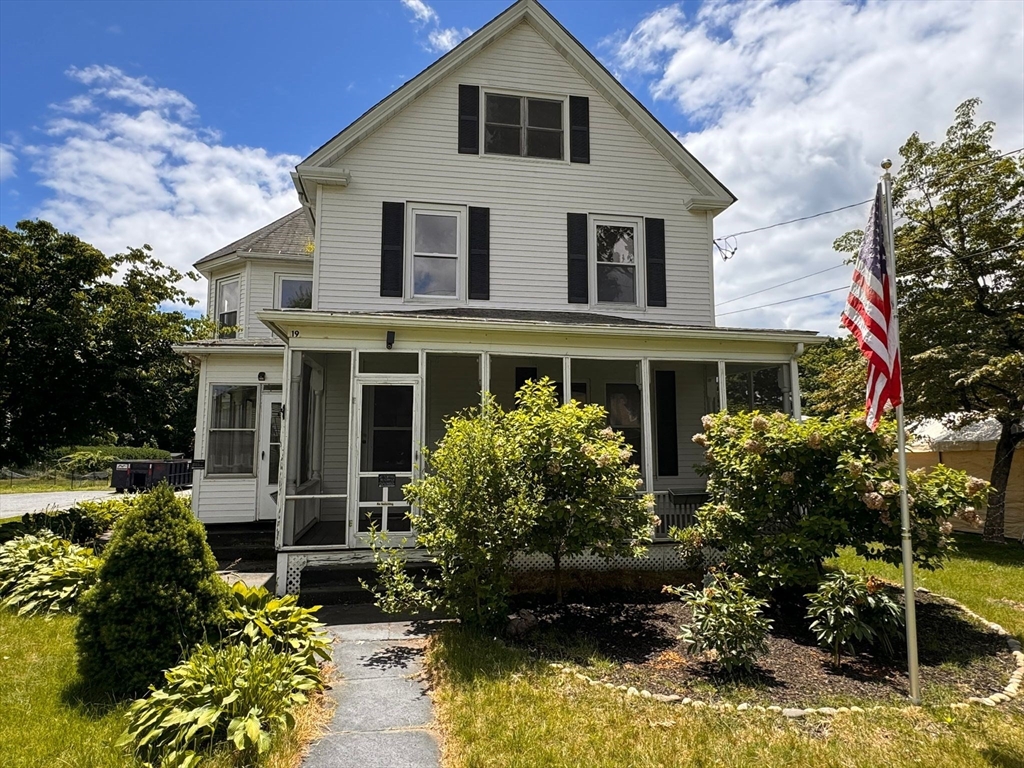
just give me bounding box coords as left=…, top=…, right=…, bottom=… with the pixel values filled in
left=1, top=0, right=1021, bottom=333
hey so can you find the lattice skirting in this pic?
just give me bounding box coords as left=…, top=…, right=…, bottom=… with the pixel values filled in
left=511, top=544, right=720, bottom=572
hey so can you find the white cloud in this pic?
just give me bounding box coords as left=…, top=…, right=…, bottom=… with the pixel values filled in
left=28, top=66, right=300, bottom=307
left=611, top=0, right=1024, bottom=335
left=0, top=143, right=16, bottom=181
left=401, top=0, right=472, bottom=53
left=401, top=0, right=437, bottom=25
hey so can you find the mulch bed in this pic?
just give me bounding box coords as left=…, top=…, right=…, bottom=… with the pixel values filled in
left=509, top=588, right=1021, bottom=709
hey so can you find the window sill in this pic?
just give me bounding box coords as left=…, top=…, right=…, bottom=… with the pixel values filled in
left=477, top=152, right=570, bottom=166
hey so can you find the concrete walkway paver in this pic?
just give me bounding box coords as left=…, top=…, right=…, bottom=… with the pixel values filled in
left=0, top=489, right=116, bottom=519
left=305, top=608, right=441, bottom=768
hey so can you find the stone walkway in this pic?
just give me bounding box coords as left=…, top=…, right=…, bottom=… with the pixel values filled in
left=304, top=605, right=441, bottom=768
left=0, top=489, right=116, bottom=519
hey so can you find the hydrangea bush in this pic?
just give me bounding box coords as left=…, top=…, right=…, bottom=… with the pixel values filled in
left=675, top=412, right=989, bottom=591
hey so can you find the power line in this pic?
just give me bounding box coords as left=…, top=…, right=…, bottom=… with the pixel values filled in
left=715, top=262, right=848, bottom=307
left=715, top=240, right=1023, bottom=318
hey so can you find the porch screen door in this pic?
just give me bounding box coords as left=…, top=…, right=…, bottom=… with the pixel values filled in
left=355, top=383, right=417, bottom=542
left=257, top=391, right=282, bottom=521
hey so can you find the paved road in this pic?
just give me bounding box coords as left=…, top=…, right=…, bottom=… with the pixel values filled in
left=304, top=606, right=442, bottom=768
left=0, top=489, right=118, bottom=519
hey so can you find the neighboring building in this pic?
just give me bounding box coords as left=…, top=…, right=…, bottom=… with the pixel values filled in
left=176, top=0, right=824, bottom=593
left=909, top=418, right=1023, bottom=541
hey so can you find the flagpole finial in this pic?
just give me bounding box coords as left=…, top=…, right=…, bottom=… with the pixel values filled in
left=881, top=158, right=893, bottom=170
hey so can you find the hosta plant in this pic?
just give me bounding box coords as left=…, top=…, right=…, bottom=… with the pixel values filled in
left=806, top=570, right=905, bottom=665
left=669, top=570, right=772, bottom=673
left=0, top=531, right=100, bottom=615
left=120, top=641, right=322, bottom=768
left=220, top=582, right=331, bottom=664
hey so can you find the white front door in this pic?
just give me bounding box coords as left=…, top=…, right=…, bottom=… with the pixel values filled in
left=257, top=391, right=282, bottom=521
left=352, top=380, right=419, bottom=544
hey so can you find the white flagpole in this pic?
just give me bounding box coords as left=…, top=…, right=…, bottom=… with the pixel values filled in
left=880, top=158, right=921, bottom=704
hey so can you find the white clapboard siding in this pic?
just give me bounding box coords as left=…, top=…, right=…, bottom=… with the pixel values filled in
left=317, top=20, right=715, bottom=326
left=245, top=261, right=315, bottom=340
left=192, top=352, right=284, bottom=524
left=319, top=352, right=351, bottom=523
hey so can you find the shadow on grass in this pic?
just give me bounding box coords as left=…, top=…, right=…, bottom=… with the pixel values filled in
left=59, top=674, right=132, bottom=720
left=950, top=534, right=1024, bottom=569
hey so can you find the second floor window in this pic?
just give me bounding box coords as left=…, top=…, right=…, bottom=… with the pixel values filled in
left=594, top=220, right=640, bottom=305
left=216, top=277, right=239, bottom=338
left=412, top=208, right=461, bottom=297
left=484, top=93, right=563, bottom=160
left=278, top=276, right=313, bottom=309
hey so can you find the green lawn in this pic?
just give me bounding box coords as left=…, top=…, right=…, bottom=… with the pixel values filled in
left=0, top=611, right=331, bottom=768
left=0, top=477, right=111, bottom=494
left=428, top=535, right=1024, bottom=768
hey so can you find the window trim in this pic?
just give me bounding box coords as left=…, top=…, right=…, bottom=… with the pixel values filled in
left=214, top=275, right=241, bottom=338
left=405, top=202, right=467, bottom=302
left=205, top=383, right=258, bottom=478
left=274, top=273, right=314, bottom=310
left=481, top=89, right=568, bottom=163
left=588, top=214, right=645, bottom=310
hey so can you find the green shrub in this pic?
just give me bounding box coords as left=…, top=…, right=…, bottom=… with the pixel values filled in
left=670, top=571, right=772, bottom=673
left=371, top=395, right=538, bottom=628
left=510, top=379, right=656, bottom=601
left=58, top=450, right=111, bottom=475
left=119, top=641, right=321, bottom=768
left=42, top=444, right=172, bottom=465
left=3, top=494, right=143, bottom=545
left=675, top=412, right=991, bottom=591
left=220, top=582, right=331, bottom=664
left=806, top=571, right=905, bottom=665
left=76, top=483, right=227, bottom=694
left=0, top=531, right=101, bottom=615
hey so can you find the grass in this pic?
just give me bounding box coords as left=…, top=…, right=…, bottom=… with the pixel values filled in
left=0, top=477, right=111, bottom=494
left=428, top=534, right=1024, bottom=768
left=0, top=611, right=333, bottom=768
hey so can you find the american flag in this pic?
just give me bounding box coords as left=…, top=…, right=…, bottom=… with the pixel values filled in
left=841, top=184, right=903, bottom=430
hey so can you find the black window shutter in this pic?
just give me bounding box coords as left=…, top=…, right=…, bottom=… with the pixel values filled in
left=458, top=85, right=480, bottom=154
left=569, top=96, right=590, bottom=164
left=468, top=206, right=490, bottom=300
left=566, top=212, right=588, bottom=304
left=380, top=202, right=404, bottom=298
left=645, top=217, right=667, bottom=307
left=655, top=369, right=678, bottom=476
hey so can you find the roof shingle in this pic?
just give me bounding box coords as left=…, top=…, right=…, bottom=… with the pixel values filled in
left=196, top=209, right=312, bottom=266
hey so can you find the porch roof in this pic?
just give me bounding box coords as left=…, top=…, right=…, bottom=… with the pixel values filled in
left=256, top=307, right=824, bottom=347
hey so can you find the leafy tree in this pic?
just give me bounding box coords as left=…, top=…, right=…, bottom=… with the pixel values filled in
left=824, top=100, right=1022, bottom=540
left=0, top=219, right=207, bottom=465
left=676, top=411, right=989, bottom=593
left=799, top=336, right=865, bottom=417
left=512, top=379, right=656, bottom=602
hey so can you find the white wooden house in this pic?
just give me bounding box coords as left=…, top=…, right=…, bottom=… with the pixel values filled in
left=176, top=0, right=825, bottom=593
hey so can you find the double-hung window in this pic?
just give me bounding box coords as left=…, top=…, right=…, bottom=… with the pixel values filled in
left=411, top=206, right=462, bottom=298
left=277, top=275, right=313, bottom=309
left=208, top=385, right=257, bottom=474
left=592, top=217, right=642, bottom=306
left=215, top=277, right=240, bottom=338
left=484, top=93, right=564, bottom=160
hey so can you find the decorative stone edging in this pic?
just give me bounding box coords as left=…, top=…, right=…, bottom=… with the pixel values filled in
left=548, top=590, right=1023, bottom=718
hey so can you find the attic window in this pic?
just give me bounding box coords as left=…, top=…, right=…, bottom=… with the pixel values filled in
left=484, top=93, right=563, bottom=160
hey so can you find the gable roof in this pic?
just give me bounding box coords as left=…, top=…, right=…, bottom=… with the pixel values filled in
left=195, top=209, right=311, bottom=268
left=292, top=0, right=734, bottom=216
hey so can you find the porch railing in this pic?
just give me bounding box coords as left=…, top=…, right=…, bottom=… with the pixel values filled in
left=651, top=489, right=709, bottom=540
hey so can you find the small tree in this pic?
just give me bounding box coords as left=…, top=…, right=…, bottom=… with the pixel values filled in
left=76, top=484, right=227, bottom=694
left=369, top=396, right=538, bottom=629
left=512, top=379, right=656, bottom=602
left=676, top=411, right=990, bottom=592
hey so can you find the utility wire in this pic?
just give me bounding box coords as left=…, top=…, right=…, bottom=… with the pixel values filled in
left=715, top=262, right=849, bottom=307
left=715, top=241, right=1023, bottom=318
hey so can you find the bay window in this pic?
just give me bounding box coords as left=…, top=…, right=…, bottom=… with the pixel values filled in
left=215, top=277, right=240, bottom=338
left=208, top=385, right=257, bottom=474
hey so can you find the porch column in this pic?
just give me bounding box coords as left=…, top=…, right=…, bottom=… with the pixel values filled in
left=480, top=351, right=490, bottom=405
left=562, top=356, right=572, bottom=404
left=790, top=357, right=802, bottom=420
left=717, top=361, right=728, bottom=412
left=274, top=346, right=294, bottom=551
left=640, top=358, right=655, bottom=496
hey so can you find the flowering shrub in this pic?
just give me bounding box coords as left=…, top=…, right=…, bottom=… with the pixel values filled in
left=675, top=412, right=989, bottom=591
left=668, top=570, right=772, bottom=673
left=805, top=571, right=905, bottom=664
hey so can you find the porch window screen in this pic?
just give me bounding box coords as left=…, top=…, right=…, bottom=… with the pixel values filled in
left=208, top=385, right=257, bottom=474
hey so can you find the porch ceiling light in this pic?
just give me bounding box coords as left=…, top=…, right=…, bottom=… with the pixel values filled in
left=386, top=330, right=396, bottom=350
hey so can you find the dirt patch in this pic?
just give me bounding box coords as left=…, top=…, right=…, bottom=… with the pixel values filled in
left=510, top=589, right=1021, bottom=709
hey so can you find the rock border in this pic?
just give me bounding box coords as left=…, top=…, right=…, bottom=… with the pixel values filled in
left=549, top=589, right=1023, bottom=718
